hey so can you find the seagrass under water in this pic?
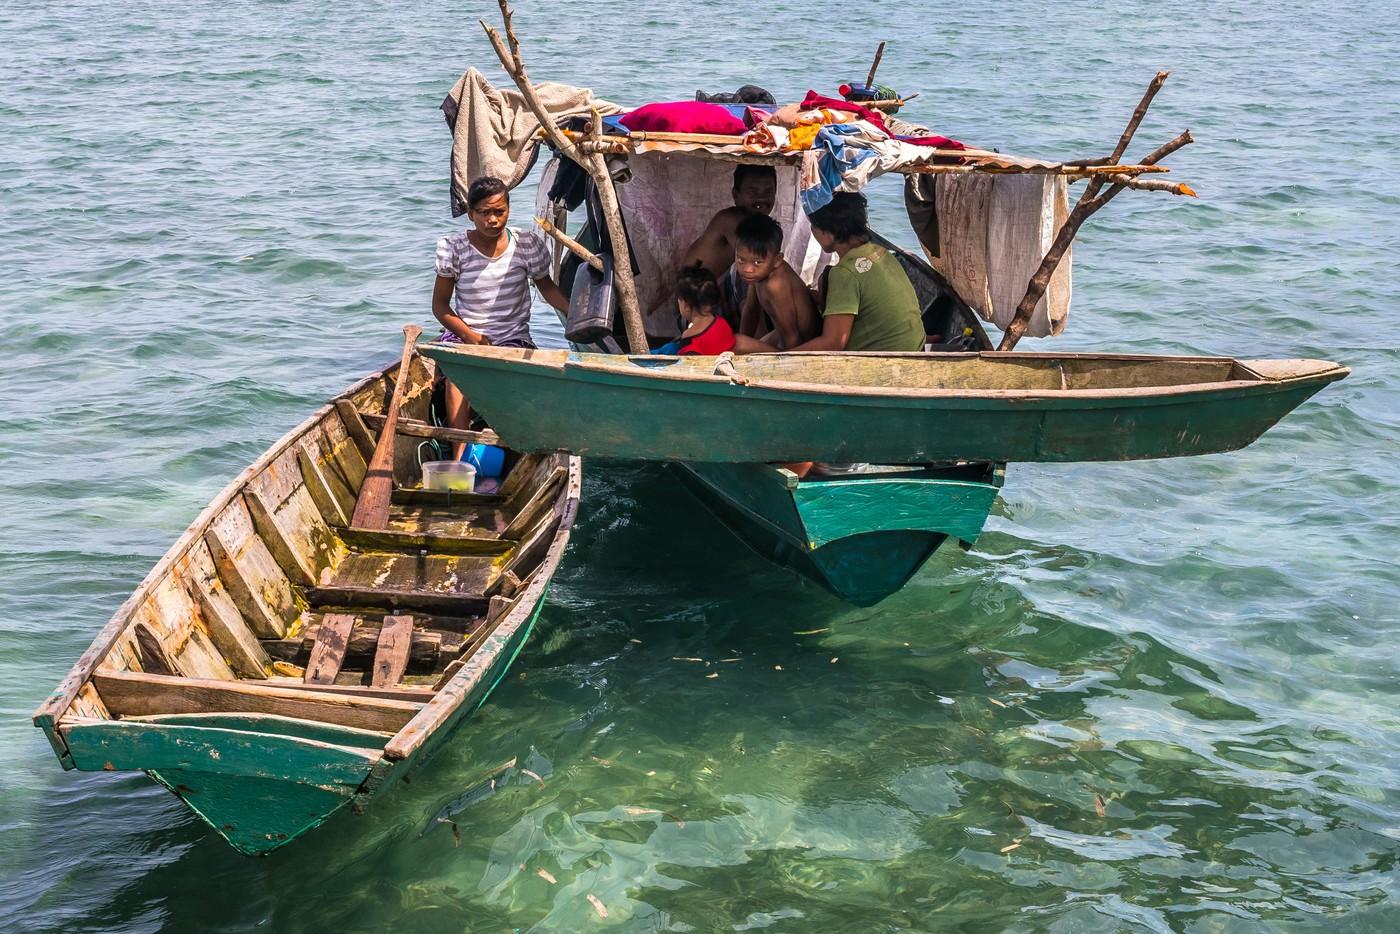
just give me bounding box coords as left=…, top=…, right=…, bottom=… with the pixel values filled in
left=2, top=0, right=1398, bottom=930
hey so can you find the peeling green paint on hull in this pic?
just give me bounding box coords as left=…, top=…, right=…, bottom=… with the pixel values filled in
left=675, top=462, right=1003, bottom=606
left=57, top=601, right=544, bottom=856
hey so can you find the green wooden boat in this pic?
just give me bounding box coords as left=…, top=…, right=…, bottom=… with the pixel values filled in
left=419, top=344, right=1348, bottom=465
left=674, top=460, right=1003, bottom=606
left=32, top=354, right=581, bottom=855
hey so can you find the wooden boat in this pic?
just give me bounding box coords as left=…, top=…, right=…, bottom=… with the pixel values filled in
left=419, top=344, right=1348, bottom=465
left=674, top=460, right=1003, bottom=606
left=445, top=16, right=1346, bottom=605
left=32, top=353, right=581, bottom=855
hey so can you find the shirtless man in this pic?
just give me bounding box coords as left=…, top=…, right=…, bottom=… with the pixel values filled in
left=681, top=164, right=778, bottom=321
left=733, top=214, right=819, bottom=349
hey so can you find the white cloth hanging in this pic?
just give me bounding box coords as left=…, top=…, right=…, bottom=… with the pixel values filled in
left=924, top=174, right=1071, bottom=338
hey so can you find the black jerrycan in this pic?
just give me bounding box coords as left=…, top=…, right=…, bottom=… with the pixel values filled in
left=564, top=252, right=615, bottom=344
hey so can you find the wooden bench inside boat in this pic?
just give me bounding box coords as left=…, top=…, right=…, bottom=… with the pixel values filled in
left=50, top=355, right=578, bottom=741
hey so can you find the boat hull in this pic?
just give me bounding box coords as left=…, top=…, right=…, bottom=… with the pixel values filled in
left=421, top=346, right=1348, bottom=464
left=675, top=462, right=1002, bottom=606
left=56, top=596, right=545, bottom=855
left=35, top=353, right=582, bottom=857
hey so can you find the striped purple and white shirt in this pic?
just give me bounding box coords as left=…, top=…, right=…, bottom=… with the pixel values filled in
left=434, top=227, right=550, bottom=345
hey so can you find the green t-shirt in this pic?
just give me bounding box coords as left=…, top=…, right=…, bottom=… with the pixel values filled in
left=823, top=243, right=925, bottom=352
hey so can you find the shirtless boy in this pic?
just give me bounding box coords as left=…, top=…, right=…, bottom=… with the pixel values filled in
left=733, top=214, right=820, bottom=350
left=681, top=164, right=778, bottom=319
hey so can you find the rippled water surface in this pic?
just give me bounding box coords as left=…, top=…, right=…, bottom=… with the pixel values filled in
left=3, top=1, right=1399, bottom=931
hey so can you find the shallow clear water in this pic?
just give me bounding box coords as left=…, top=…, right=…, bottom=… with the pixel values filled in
left=2, top=1, right=1398, bottom=930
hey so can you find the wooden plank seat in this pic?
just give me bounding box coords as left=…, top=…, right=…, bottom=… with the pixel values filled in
left=338, top=525, right=512, bottom=556
left=383, top=502, right=508, bottom=539
left=308, top=550, right=499, bottom=616
left=91, top=670, right=422, bottom=734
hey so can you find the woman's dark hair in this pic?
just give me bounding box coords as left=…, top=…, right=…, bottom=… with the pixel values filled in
left=467, top=175, right=509, bottom=210
left=735, top=214, right=784, bottom=259
left=807, top=192, right=869, bottom=243
left=676, top=262, right=722, bottom=311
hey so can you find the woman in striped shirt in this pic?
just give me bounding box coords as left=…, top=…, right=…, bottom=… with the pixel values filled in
left=431, top=175, right=571, bottom=458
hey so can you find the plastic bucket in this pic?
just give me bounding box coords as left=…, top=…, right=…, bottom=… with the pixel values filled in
left=421, top=460, right=476, bottom=492
left=464, top=443, right=506, bottom=478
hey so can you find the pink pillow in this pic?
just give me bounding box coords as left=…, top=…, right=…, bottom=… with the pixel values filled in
left=618, top=101, right=748, bottom=135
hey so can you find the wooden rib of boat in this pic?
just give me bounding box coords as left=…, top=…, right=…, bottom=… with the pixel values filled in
left=419, top=344, right=1348, bottom=465
left=32, top=353, right=581, bottom=856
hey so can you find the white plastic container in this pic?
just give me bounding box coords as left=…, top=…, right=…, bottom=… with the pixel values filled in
left=421, top=460, right=476, bottom=492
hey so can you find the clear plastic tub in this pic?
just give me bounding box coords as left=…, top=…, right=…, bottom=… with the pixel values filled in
left=421, top=460, right=476, bottom=492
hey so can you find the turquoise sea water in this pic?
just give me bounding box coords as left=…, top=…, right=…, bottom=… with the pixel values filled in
left=3, top=1, right=1398, bottom=930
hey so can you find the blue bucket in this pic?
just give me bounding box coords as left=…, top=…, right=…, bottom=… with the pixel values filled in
left=463, top=442, right=506, bottom=479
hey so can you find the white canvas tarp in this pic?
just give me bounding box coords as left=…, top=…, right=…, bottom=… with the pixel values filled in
left=615, top=153, right=831, bottom=337
left=909, top=173, right=1071, bottom=339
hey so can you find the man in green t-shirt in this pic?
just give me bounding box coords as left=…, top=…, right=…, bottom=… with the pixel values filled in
left=781, top=192, right=926, bottom=353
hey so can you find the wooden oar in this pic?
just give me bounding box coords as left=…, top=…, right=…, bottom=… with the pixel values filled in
left=351, top=324, right=423, bottom=529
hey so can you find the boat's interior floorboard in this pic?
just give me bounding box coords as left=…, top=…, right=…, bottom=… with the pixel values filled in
left=260, top=607, right=488, bottom=682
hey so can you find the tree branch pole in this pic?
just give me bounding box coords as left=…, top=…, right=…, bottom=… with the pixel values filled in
left=1083, top=130, right=1193, bottom=211
left=996, top=72, right=1177, bottom=351
left=865, top=41, right=887, bottom=88
left=481, top=2, right=649, bottom=353
left=535, top=216, right=603, bottom=271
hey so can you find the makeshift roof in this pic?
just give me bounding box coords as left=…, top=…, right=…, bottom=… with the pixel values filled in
left=558, top=128, right=1179, bottom=185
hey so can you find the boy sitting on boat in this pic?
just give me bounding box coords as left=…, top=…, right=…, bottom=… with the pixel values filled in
left=431, top=175, right=572, bottom=457
left=733, top=214, right=820, bottom=349
left=680, top=164, right=778, bottom=320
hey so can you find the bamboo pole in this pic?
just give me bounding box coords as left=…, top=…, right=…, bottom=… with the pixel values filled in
left=865, top=93, right=919, bottom=110
left=535, top=216, right=604, bottom=271
left=996, top=72, right=1183, bottom=352
left=481, top=1, right=649, bottom=353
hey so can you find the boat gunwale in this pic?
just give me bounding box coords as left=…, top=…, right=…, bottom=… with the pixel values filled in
left=32, top=366, right=391, bottom=749
left=422, top=344, right=1350, bottom=404
left=417, top=345, right=1344, bottom=400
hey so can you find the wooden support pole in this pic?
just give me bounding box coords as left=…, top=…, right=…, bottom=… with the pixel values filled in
left=1084, top=130, right=1194, bottom=211
left=1107, top=70, right=1170, bottom=164
left=865, top=41, right=887, bottom=88
left=997, top=72, right=1179, bottom=352
left=865, top=93, right=918, bottom=110
left=1105, top=173, right=1196, bottom=196
left=535, top=216, right=603, bottom=271
left=482, top=1, right=649, bottom=353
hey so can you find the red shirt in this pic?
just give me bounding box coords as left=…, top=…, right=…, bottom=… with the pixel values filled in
left=678, top=316, right=736, bottom=356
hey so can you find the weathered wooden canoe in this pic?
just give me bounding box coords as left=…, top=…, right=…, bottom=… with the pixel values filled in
left=420, top=345, right=1348, bottom=464
left=675, top=461, right=1004, bottom=606
left=32, top=354, right=581, bottom=855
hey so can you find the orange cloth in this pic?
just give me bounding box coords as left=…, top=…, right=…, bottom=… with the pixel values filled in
left=787, top=124, right=821, bottom=150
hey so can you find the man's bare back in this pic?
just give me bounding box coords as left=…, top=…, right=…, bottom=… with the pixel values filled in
left=681, top=165, right=779, bottom=277
left=682, top=206, right=749, bottom=278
